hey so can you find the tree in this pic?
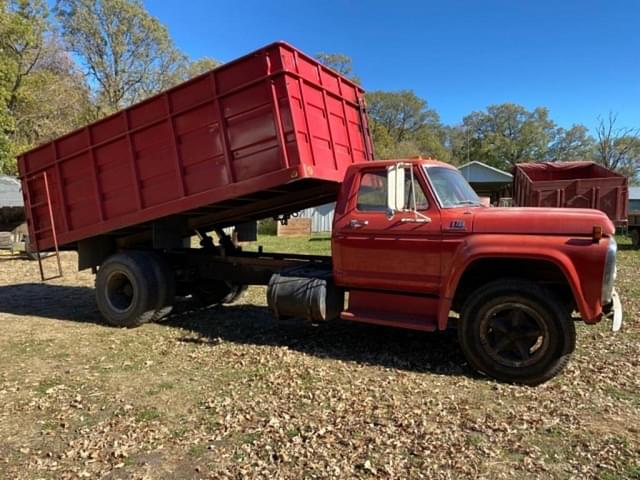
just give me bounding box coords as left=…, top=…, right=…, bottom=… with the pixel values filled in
left=0, top=0, right=217, bottom=174
left=55, top=0, right=189, bottom=115
left=367, top=90, right=439, bottom=142
left=594, top=113, right=640, bottom=180
left=1, top=0, right=91, bottom=174
left=365, top=90, right=448, bottom=160
left=547, top=124, right=595, bottom=161
left=456, top=103, right=556, bottom=170
left=182, top=57, right=220, bottom=79
left=314, top=55, right=448, bottom=160
left=10, top=36, right=91, bottom=157
left=446, top=125, right=470, bottom=166
left=314, top=52, right=359, bottom=83
left=412, top=123, right=451, bottom=162
left=1, top=0, right=48, bottom=172
left=0, top=0, right=47, bottom=111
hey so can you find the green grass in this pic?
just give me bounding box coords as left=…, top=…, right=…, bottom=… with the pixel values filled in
left=146, top=381, right=175, bottom=396
left=606, top=386, right=640, bottom=407
left=136, top=408, right=162, bottom=422
left=239, top=432, right=261, bottom=445
left=188, top=444, right=206, bottom=458
left=600, top=463, right=640, bottom=480
left=1, top=236, right=639, bottom=479
left=171, top=427, right=188, bottom=439
left=244, top=233, right=331, bottom=256
left=286, top=428, right=300, bottom=439
left=35, top=379, right=61, bottom=396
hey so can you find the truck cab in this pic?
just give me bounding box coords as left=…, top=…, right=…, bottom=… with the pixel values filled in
left=332, top=158, right=622, bottom=384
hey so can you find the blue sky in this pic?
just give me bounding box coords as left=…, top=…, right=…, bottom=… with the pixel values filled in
left=146, top=0, right=639, bottom=132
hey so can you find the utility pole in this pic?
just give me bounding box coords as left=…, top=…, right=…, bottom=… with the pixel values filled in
left=466, top=126, right=470, bottom=163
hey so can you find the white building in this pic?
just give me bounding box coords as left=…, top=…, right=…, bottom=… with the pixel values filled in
left=458, top=161, right=513, bottom=204
left=630, top=186, right=640, bottom=212
left=0, top=175, right=22, bottom=208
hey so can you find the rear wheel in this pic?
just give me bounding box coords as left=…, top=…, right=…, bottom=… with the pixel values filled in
left=144, top=252, right=176, bottom=321
left=95, top=252, right=159, bottom=328
left=458, top=279, right=575, bottom=385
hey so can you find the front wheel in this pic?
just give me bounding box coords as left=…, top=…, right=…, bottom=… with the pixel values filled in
left=458, top=279, right=575, bottom=385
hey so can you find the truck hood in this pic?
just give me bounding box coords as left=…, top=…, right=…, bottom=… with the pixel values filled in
left=470, top=207, right=615, bottom=236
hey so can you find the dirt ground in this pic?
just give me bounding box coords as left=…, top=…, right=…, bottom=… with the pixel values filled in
left=0, top=237, right=638, bottom=479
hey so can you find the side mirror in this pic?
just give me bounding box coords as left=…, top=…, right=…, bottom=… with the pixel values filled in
left=387, top=163, right=405, bottom=214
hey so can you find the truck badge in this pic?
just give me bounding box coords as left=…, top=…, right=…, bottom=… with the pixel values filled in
left=449, top=220, right=465, bottom=230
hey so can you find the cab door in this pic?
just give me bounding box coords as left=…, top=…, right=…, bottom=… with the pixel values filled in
left=332, top=165, right=442, bottom=295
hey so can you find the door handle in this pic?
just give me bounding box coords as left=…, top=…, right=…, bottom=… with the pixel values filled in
left=349, top=219, right=369, bottom=229
left=400, top=216, right=431, bottom=223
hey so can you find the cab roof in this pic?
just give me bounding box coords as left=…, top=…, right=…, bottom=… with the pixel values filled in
left=365, top=157, right=457, bottom=170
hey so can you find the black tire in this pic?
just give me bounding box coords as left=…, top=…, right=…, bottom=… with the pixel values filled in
left=631, top=229, right=640, bottom=249
left=190, top=280, right=245, bottom=307
left=222, top=284, right=248, bottom=304
left=190, top=280, right=233, bottom=307
left=144, top=252, right=176, bottom=321
left=95, top=252, right=159, bottom=328
left=458, top=279, right=576, bottom=386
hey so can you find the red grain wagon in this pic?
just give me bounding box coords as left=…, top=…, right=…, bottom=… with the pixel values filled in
left=513, top=161, right=628, bottom=228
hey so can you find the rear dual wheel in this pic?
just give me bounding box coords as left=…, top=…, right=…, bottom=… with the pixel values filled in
left=96, top=251, right=175, bottom=328
left=458, top=279, right=575, bottom=385
left=146, top=252, right=176, bottom=321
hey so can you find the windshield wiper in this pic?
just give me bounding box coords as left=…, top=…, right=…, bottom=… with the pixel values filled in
left=454, top=200, right=481, bottom=206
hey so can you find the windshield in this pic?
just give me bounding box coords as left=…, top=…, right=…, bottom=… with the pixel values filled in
left=423, top=166, right=481, bottom=208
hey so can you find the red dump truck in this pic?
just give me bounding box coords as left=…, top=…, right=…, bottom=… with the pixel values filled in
left=513, top=161, right=629, bottom=228
left=18, top=42, right=622, bottom=385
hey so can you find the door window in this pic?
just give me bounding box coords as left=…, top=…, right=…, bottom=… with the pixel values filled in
left=356, top=169, right=428, bottom=212
left=356, top=171, right=387, bottom=211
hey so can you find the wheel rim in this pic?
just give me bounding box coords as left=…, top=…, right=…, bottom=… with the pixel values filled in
left=479, top=302, right=550, bottom=368
left=106, top=270, right=136, bottom=313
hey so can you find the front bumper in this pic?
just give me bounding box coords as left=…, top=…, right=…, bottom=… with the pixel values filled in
left=603, top=288, right=623, bottom=332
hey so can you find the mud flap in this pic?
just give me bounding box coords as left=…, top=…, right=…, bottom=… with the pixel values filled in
left=610, top=289, right=623, bottom=332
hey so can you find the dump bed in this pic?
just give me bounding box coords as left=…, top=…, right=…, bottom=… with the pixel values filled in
left=513, top=161, right=628, bottom=226
left=18, top=42, right=373, bottom=251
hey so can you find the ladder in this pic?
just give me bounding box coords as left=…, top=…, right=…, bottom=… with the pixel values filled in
left=357, top=95, right=375, bottom=161
left=23, top=171, right=63, bottom=281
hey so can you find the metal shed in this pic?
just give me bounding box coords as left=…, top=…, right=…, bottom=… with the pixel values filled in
left=298, top=203, right=335, bottom=233
left=0, top=175, right=25, bottom=233
left=630, top=187, right=640, bottom=212
left=0, top=175, right=23, bottom=207
left=458, top=161, right=513, bottom=204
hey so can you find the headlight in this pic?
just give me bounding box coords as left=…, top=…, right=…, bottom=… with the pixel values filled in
left=601, top=237, right=617, bottom=304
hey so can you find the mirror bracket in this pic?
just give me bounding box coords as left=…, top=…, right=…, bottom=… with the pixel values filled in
left=385, top=208, right=395, bottom=220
